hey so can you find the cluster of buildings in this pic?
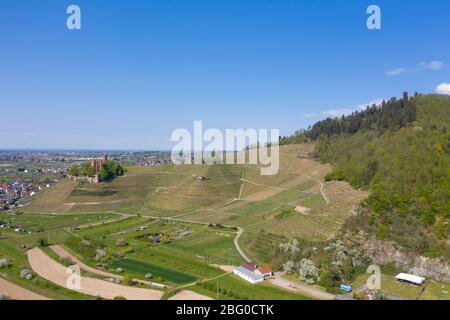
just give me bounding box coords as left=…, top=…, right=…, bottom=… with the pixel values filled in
left=0, top=183, right=15, bottom=203
left=0, top=221, right=31, bottom=233
left=0, top=181, right=35, bottom=199
left=0, top=180, right=51, bottom=210
left=233, top=261, right=274, bottom=284
left=137, top=159, right=171, bottom=167
left=138, top=231, right=164, bottom=244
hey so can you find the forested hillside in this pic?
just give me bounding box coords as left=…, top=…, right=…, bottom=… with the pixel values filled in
left=282, top=94, right=450, bottom=259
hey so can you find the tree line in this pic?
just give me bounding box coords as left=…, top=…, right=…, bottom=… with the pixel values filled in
left=280, top=92, right=417, bottom=144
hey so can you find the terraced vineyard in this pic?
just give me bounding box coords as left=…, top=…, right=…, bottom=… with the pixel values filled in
left=239, top=231, right=287, bottom=264
left=15, top=144, right=367, bottom=287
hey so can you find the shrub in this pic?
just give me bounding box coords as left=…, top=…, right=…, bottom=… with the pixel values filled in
left=116, top=238, right=128, bottom=247
left=38, top=238, right=48, bottom=247
left=0, top=258, right=9, bottom=268
left=122, top=273, right=133, bottom=285
left=95, top=248, right=107, bottom=260
left=113, top=296, right=127, bottom=300
left=122, top=246, right=134, bottom=255
left=282, top=260, right=296, bottom=274
left=20, top=269, right=34, bottom=280
left=298, top=258, right=319, bottom=284
left=0, top=293, right=10, bottom=300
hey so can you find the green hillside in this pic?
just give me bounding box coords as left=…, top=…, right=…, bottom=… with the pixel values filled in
left=283, top=94, right=450, bottom=259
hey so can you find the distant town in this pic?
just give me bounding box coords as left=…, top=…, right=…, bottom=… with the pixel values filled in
left=0, top=150, right=171, bottom=211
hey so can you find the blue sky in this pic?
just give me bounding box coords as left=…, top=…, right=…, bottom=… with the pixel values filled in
left=1, top=0, right=449, bottom=150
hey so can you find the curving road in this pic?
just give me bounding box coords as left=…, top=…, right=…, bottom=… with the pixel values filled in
left=268, top=272, right=335, bottom=300
left=234, top=227, right=251, bottom=262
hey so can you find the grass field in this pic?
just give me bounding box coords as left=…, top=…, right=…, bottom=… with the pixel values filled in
left=0, top=212, right=117, bottom=235
left=109, top=257, right=198, bottom=284
left=23, top=180, right=78, bottom=213
left=74, top=216, right=152, bottom=238
left=352, top=272, right=450, bottom=300
left=58, top=218, right=239, bottom=286
left=18, top=145, right=368, bottom=269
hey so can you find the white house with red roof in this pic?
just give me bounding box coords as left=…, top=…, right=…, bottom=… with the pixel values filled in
left=233, top=262, right=273, bottom=284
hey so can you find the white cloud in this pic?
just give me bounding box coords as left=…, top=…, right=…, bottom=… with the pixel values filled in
left=386, top=68, right=407, bottom=76
left=322, top=108, right=354, bottom=117
left=386, top=60, right=444, bottom=76
left=303, top=113, right=317, bottom=118
left=418, top=61, right=444, bottom=70
left=355, top=98, right=384, bottom=111
left=323, top=99, right=383, bottom=118
left=436, top=83, right=450, bottom=95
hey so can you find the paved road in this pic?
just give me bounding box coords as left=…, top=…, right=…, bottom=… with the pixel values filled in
left=268, top=272, right=335, bottom=300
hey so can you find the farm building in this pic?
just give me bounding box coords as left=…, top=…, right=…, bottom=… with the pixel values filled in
left=395, top=273, right=425, bottom=286
left=179, top=230, right=190, bottom=237
left=233, top=262, right=272, bottom=283
left=255, top=267, right=274, bottom=279
left=241, top=262, right=258, bottom=271
left=233, top=266, right=264, bottom=284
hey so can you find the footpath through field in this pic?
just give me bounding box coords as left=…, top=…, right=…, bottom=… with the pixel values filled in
left=234, top=227, right=251, bottom=262
left=297, top=171, right=330, bottom=204
left=0, top=277, right=50, bottom=300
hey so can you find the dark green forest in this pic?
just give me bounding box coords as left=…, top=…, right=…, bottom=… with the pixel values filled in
left=281, top=94, right=450, bottom=259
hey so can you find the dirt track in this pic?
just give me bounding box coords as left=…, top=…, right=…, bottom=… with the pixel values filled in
left=234, top=227, right=251, bottom=262
left=169, top=290, right=213, bottom=300
left=0, top=277, right=50, bottom=300
left=27, top=248, right=163, bottom=300
left=268, top=272, right=335, bottom=300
